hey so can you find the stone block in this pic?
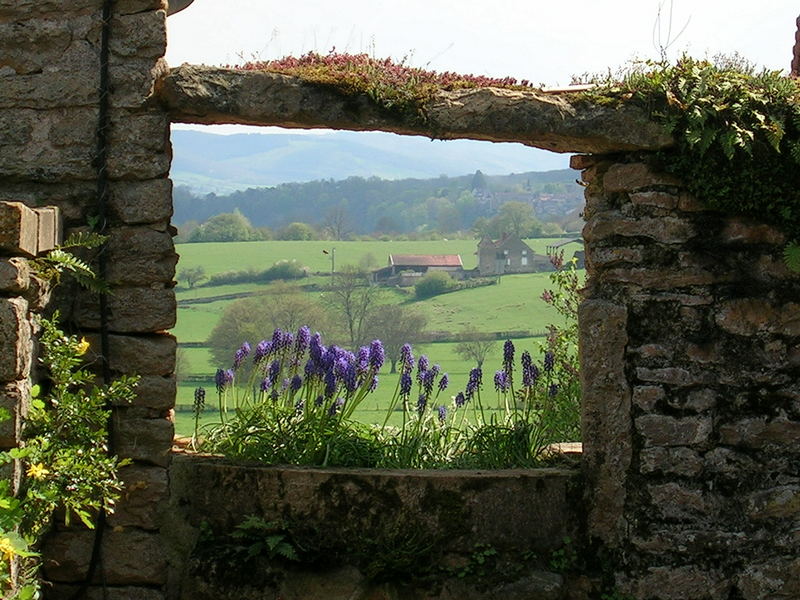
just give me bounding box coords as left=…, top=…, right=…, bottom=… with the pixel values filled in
left=621, top=565, right=730, bottom=600
left=42, top=529, right=167, bottom=585
left=569, top=154, right=597, bottom=170
left=591, top=246, right=643, bottom=267
left=636, top=367, right=714, bottom=387
left=635, top=415, right=711, bottom=447
left=600, top=267, right=720, bottom=288
left=629, top=190, right=678, bottom=209
left=716, top=298, right=800, bottom=337
left=0, top=201, right=38, bottom=256
left=721, top=218, right=786, bottom=245
left=747, top=485, right=800, bottom=520
left=676, top=388, right=718, bottom=412
left=0, top=258, right=30, bottom=293
left=75, top=287, right=176, bottom=333
left=602, top=163, right=681, bottom=193
left=34, top=206, right=62, bottom=253
left=104, top=226, right=177, bottom=286
left=640, top=446, right=703, bottom=477
left=128, top=374, right=175, bottom=410
left=0, top=298, right=32, bottom=381
left=110, top=11, right=167, bottom=59
left=22, top=273, right=51, bottom=312
left=648, top=482, right=717, bottom=520
left=112, top=416, right=173, bottom=466
left=578, top=299, right=631, bottom=546
left=85, top=332, right=176, bottom=376
left=109, top=179, right=172, bottom=225
left=737, top=558, right=800, bottom=600
left=108, top=465, right=167, bottom=530
left=0, top=379, right=30, bottom=448
left=632, top=385, right=664, bottom=412
left=107, top=111, right=170, bottom=180
left=677, top=192, right=707, bottom=212
left=583, top=213, right=695, bottom=244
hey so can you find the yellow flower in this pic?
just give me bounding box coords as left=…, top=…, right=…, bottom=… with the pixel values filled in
left=76, top=337, right=90, bottom=356
left=26, top=463, right=49, bottom=480
left=0, top=536, right=16, bottom=563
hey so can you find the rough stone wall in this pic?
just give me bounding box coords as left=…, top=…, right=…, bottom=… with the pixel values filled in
left=576, top=155, right=800, bottom=600
left=0, top=1, right=175, bottom=598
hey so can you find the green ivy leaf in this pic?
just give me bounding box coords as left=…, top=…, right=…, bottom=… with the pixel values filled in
left=783, top=242, right=800, bottom=272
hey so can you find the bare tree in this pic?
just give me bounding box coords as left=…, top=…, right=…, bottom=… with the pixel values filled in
left=323, top=201, right=352, bottom=241
left=454, top=326, right=497, bottom=369
left=325, top=265, right=382, bottom=348
left=363, top=305, right=427, bottom=372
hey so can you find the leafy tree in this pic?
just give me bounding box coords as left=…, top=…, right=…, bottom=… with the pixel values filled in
left=207, top=284, right=336, bottom=368
left=414, top=271, right=456, bottom=299
left=180, top=265, right=206, bottom=289
left=189, top=210, right=258, bottom=242
left=493, top=201, right=543, bottom=238
left=325, top=265, right=383, bottom=348
left=278, top=222, right=316, bottom=240
left=454, top=326, right=497, bottom=369
left=363, top=305, right=427, bottom=373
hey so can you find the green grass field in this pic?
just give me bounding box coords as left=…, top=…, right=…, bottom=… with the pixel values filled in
left=171, top=238, right=583, bottom=437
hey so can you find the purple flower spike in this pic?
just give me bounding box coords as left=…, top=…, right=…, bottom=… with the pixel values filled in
left=356, top=346, right=370, bottom=373
left=417, top=355, right=429, bottom=375
left=215, top=368, right=234, bottom=393
left=310, top=332, right=324, bottom=365
left=423, top=369, right=436, bottom=395
left=544, top=351, right=555, bottom=372
left=233, top=342, right=251, bottom=370
left=282, top=331, right=294, bottom=350
left=400, top=343, right=414, bottom=374
left=369, top=339, right=385, bottom=371
left=254, top=340, right=272, bottom=363
left=548, top=383, right=559, bottom=397
left=260, top=377, right=271, bottom=392
left=193, top=387, right=206, bottom=410
left=437, top=405, right=447, bottom=423
left=290, top=374, right=303, bottom=392
left=295, top=326, right=311, bottom=355
left=465, top=367, right=482, bottom=399
left=455, top=391, right=466, bottom=407
left=268, top=360, right=281, bottom=381
left=370, top=375, right=379, bottom=392
left=438, top=373, right=449, bottom=392
left=400, top=372, right=413, bottom=398
left=324, top=369, right=337, bottom=398
left=503, top=340, right=515, bottom=373
left=342, top=363, right=358, bottom=393
left=271, top=328, right=284, bottom=348
left=417, top=394, right=427, bottom=414
left=523, top=363, right=540, bottom=387
left=494, top=370, right=509, bottom=392
left=521, top=350, right=532, bottom=371
left=314, top=395, right=324, bottom=407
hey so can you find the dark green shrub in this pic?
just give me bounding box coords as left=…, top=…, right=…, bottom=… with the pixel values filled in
left=414, top=271, right=457, bottom=299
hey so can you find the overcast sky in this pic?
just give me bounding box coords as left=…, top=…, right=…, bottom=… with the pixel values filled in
left=165, top=1, right=799, bottom=137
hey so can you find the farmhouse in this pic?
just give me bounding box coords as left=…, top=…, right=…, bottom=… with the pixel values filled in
left=372, top=253, right=464, bottom=285
left=476, top=233, right=552, bottom=275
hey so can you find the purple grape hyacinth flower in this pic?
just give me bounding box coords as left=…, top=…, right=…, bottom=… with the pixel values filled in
left=400, top=372, right=413, bottom=398
left=259, top=377, right=271, bottom=392
left=494, top=369, right=510, bottom=392
left=356, top=346, right=370, bottom=373
left=454, top=391, right=466, bottom=407
left=437, top=405, right=447, bottom=423
left=400, top=343, right=414, bottom=374
left=438, top=373, right=449, bottom=392
left=503, top=340, right=515, bottom=373
left=215, top=368, right=234, bottom=393
left=417, top=394, right=427, bottom=414
left=465, top=367, right=482, bottom=399
left=295, top=326, right=311, bottom=355
left=548, top=383, right=559, bottom=397
left=523, top=363, right=540, bottom=387
left=290, top=374, right=303, bottom=392
left=254, top=340, right=272, bottom=363
left=369, top=339, right=385, bottom=371
left=544, top=351, right=555, bottom=372
left=233, top=342, right=251, bottom=370
left=370, top=375, right=379, bottom=392
left=193, top=387, right=206, bottom=411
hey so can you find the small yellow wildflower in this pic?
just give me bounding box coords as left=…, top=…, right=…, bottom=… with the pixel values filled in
left=76, top=337, right=90, bottom=356
left=26, top=463, right=49, bottom=480
left=0, top=536, right=15, bottom=563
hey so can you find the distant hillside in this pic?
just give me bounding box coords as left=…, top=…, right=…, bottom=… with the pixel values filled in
left=170, top=129, right=570, bottom=193
left=173, top=169, right=584, bottom=236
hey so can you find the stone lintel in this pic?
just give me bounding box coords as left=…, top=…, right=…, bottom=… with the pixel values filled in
left=156, top=65, right=675, bottom=155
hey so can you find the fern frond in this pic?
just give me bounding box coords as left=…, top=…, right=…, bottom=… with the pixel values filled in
left=61, top=232, right=107, bottom=250
left=783, top=242, right=800, bottom=272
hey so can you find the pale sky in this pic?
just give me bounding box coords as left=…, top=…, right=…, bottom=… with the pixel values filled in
left=165, top=1, right=799, bottom=137
left=167, top=1, right=798, bottom=83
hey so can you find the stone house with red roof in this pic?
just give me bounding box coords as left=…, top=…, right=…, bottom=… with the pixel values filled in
left=372, top=254, right=464, bottom=286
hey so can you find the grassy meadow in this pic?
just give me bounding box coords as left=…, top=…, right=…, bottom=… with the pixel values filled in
left=172, top=237, right=583, bottom=437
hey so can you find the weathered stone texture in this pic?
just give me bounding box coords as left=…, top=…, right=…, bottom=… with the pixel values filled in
left=0, top=201, right=38, bottom=256
left=42, top=528, right=167, bottom=585
left=112, top=415, right=173, bottom=466
left=0, top=378, right=30, bottom=448
left=75, top=287, right=176, bottom=333
left=0, top=258, right=30, bottom=293
left=0, top=297, right=31, bottom=381
left=158, top=65, right=675, bottom=154
left=108, top=464, right=168, bottom=530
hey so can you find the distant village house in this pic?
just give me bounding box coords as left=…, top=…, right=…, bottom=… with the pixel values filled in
left=477, top=234, right=552, bottom=276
